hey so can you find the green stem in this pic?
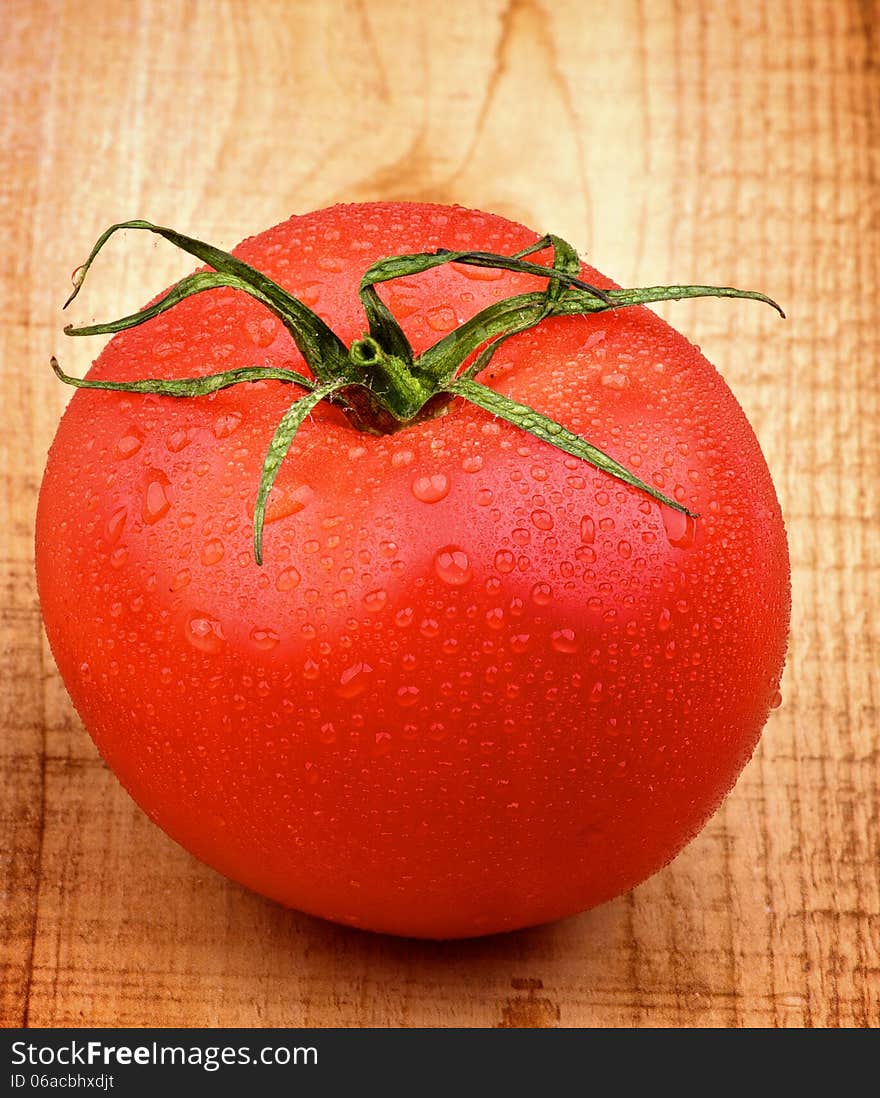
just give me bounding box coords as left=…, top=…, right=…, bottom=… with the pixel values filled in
left=64, top=219, right=351, bottom=384
left=420, top=284, right=784, bottom=387
left=254, top=380, right=345, bottom=564
left=349, top=336, right=429, bottom=421
left=56, top=219, right=784, bottom=561
left=51, top=356, right=315, bottom=395
left=447, top=378, right=695, bottom=518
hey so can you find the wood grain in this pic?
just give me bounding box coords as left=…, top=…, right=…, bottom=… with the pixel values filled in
left=1, top=0, right=877, bottom=1028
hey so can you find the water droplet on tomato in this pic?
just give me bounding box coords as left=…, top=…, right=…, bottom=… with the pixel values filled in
left=434, top=546, right=472, bottom=586
left=213, top=411, right=243, bottom=439
left=657, top=607, right=672, bottom=632
left=165, top=428, right=193, bottom=453
left=171, top=568, right=191, bottom=591
left=396, top=685, right=420, bottom=707
left=412, top=473, right=450, bottom=503
left=530, top=509, right=553, bottom=530
left=261, top=483, right=314, bottom=524
left=386, top=284, right=420, bottom=318
left=250, top=626, right=280, bottom=650
left=551, top=629, right=579, bottom=654
left=276, top=566, right=301, bottom=591
left=246, top=316, right=279, bottom=347
left=364, top=588, right=388, bottom=612
left=617, top=539, right=632, bottom=559
left=186, top=613, right=225, bottom=654
left=336, top=661, right=372, bottom=698
left=531, top=582, right=552, bottom=605
left=201, top=538, right=225, bottom=566
left=485, top=607, right=504, bottom=630
left=106, top=507, right=127, bottom=544
left=580, top=516, right=595, bottom=544
left=455, top=263, right=504, bottom=282
left=426, top=305, right=456, bottom=332
left=299, top=282, right=322, bottom=306
left=462, top=454, right=483, bottom=473
left=143, top=473, right=171, bottom=524
left=663, top=508, right=696, bottom=549
left=494, top=549, right=515, bottom=574
left=115, top=428, right=144, bottom=459
left=770, top=689, right=783, bottom=709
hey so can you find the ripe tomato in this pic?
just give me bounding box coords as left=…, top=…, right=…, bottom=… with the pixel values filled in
left=36, top=203, right=789, bottom=938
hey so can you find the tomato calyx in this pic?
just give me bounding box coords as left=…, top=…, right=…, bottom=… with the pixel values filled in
left=53, top=218, right=784, bottom=563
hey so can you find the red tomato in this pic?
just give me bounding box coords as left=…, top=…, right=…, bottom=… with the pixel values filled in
left=36, top=203, right=789, bottom=938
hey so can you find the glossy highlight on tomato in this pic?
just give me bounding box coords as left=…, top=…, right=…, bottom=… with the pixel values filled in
left=36, top=203, right=790, bottom=938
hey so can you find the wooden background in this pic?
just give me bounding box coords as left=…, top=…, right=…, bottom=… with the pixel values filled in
left=2, top=0, right=877, bottom=1028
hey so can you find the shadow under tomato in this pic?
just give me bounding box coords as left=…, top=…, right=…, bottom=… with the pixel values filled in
left=240, top=879, right=623, bottom=954
left=215, top=876, right=630, bottom=1027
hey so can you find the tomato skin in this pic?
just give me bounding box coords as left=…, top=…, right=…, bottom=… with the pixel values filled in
left=36, top=203, right=789, bottom=938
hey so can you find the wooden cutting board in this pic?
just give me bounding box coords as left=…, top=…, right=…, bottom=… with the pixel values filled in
left=2, top=0, right=877, bottom=1028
